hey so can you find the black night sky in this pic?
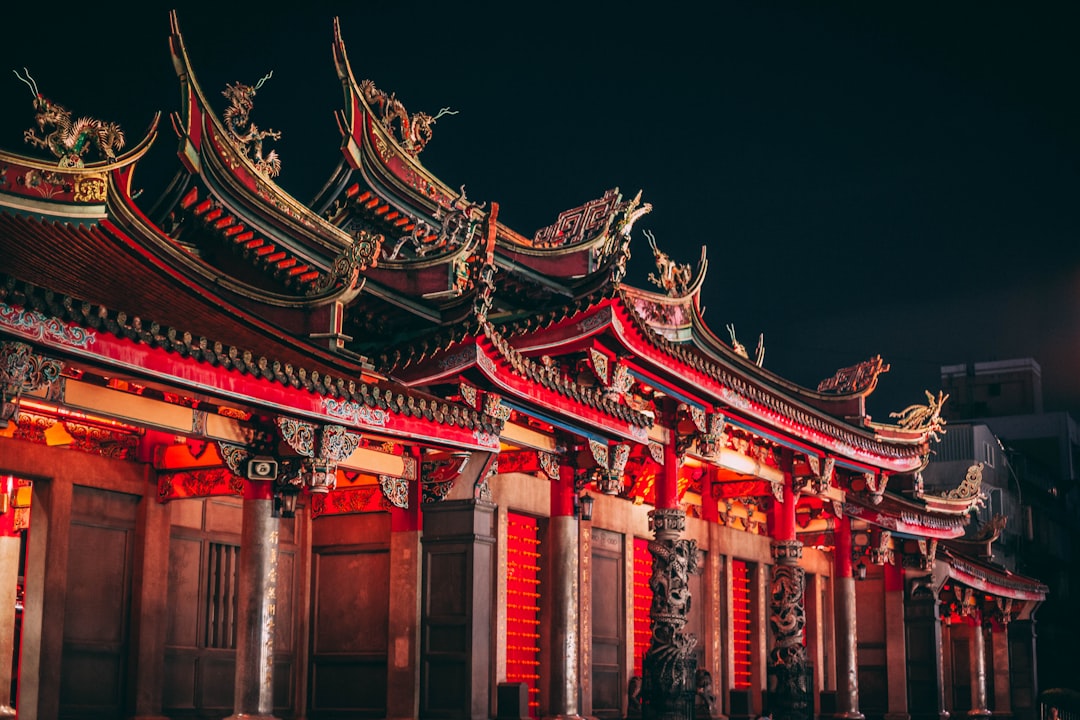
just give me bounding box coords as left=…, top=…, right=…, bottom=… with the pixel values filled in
left=3, top=2, right=1079, bottom=420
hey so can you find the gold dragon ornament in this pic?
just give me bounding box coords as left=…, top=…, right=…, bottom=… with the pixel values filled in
left=14, top=68, right=125, bottom=168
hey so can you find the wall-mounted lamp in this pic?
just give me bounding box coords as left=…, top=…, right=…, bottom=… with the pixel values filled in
left=855, top=560, right=867, bottom=581
left=273, top=481, right=301, bottom=519
left=574, top=493, right=594, bottom=522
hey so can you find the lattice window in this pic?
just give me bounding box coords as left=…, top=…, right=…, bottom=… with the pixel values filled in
left=205, top=542, right=239, bottom=649
left=632, top=537, right=653, bottom=678
left=507, top=513, right=541, bottom=718
left=732, top=559, right=752, bottom=689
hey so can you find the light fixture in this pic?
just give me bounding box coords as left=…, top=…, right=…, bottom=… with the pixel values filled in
left=43, top=421, right=75, bottom=447
left=273, top=480, right=301, bottom=519
left=855, top=560, right=867, bottom=581
left=575, top=493, right=594, bottom=522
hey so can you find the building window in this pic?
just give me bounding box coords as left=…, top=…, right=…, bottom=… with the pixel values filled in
left=983, top=442, right=995, bottom=468
left=632, top=537, right=653, bottom=679
left=506, top=513, right=541, bottom=718
left=205, top=542, right=239, bottom=649
left=732, top=559, right=753, bottom=689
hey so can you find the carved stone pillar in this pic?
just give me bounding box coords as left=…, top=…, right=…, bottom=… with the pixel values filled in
left=833, top=516, right=863, bottom=720
left=969, top=621, right=991, bottom=717
left=768, top=461, right=809, bottom=720
left=226, top=484, right=280, bottom=720
left=768, top=540, right=810, bottom=720
left=643, top=507, right=698, bottom=720
left=904, top=581, right=948, bottom=720
left=547, top=462, right=582, bottom=719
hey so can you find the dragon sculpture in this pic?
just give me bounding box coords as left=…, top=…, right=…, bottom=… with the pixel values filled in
left=222, top=72, right=281, bottom=178
left=14, top=68, right=125, bottom=168
left=645, top=230, right=694, bottom=296
left=358, top=78, right=457, bottom=156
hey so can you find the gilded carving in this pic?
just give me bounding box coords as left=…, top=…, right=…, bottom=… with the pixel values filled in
left=642, top=506, right=699, bottom=717
left=890, top=390, right=949, bottom=442
left=645, top=230, right=693, bottom=296
left=222, top=72, right=281, bottom=177
left=817, top=355, right=891, bottom=395
left=16, top=68, right=125, bottom=167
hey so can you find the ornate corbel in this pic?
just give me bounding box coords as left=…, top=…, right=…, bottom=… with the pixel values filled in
left=1, top=341, right=64, bottom=425
left=812, top=457, right=835, bottom=495
left=994, top=597, right=1013, bottom=625
left=276, top=419, right=360, bottom=493
left=538, top=451, right=561, bottom=481
left=379, top=475, right=409, bottom=508
left=421, top=452, right=470, bottom=504
left=869, top=530, right=894, bottom=565
left=863, top=471, right=889, bottom=505
left=912, top=537, right=938, bottom=571
left=588, top=348, right=611, bottom=387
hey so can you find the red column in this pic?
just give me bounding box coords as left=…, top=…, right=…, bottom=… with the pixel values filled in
left=701, top=467, right=719, bottom=523
left=387, top=448, right=423, bottom=718
left=658, top=421, right=679, bottom=510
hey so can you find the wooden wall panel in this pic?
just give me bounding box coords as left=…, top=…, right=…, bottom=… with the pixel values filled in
left=309, top=549, right=389, bottom=718
left=591, top=530, right=624, bottom=720
left=59, top=487, right=137, bottom=719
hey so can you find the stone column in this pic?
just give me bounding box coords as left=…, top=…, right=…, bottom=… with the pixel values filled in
left=989, top=623, right=1011, bottom=719
left=969, top=621, right=991, bottom=717
left=904, top=581, right=948, bottom=720
left=768, top=465, right=809, bottom=720
left=0, top=525, right=19, bottom=718
left=643, top=421, right=697, bottom=720
left=547, top=462, right=582, bottom=720
left=884, top=560, right=909, bottom=720
left=387, top=455, right=422, bottom=720
left=226, top=482, right=279, bottom=720
left=833, top=515, right=863, bottom=720
left=130, top=475, right=173, bottom=720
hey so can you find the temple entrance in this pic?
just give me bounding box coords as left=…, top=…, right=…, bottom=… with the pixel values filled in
left=59, top=486, right=138, bottom=719
left=591, top=528, right=625, bottom=719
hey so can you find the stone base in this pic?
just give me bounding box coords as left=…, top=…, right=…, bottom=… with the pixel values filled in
left=225, top=714, right=279, bottom=720
left=835, top=713, right=865, bottom=720
left=967, top=711, right=993, bottom=718
left=0, top=706, right=15, bottom=719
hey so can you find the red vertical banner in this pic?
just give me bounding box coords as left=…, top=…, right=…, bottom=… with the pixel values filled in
left=632, top=537, right=653, bottom=678
left=732, top=559, right=752, bottom=689
left=507, top=513, right=541, bottom=718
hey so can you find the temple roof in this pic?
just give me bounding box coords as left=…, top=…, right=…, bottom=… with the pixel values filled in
left=0, top=11, right=949, bottom=475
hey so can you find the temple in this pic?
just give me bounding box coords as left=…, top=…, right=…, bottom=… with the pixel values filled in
left=0, top=13, right=1048, bottom=720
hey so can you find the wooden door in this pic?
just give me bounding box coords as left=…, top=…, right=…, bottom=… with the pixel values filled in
left=59, top=486, right=137, bottom=719
left=591, top=529, right=624, bottom=719
left=308, top=548, right=390, bottom=718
